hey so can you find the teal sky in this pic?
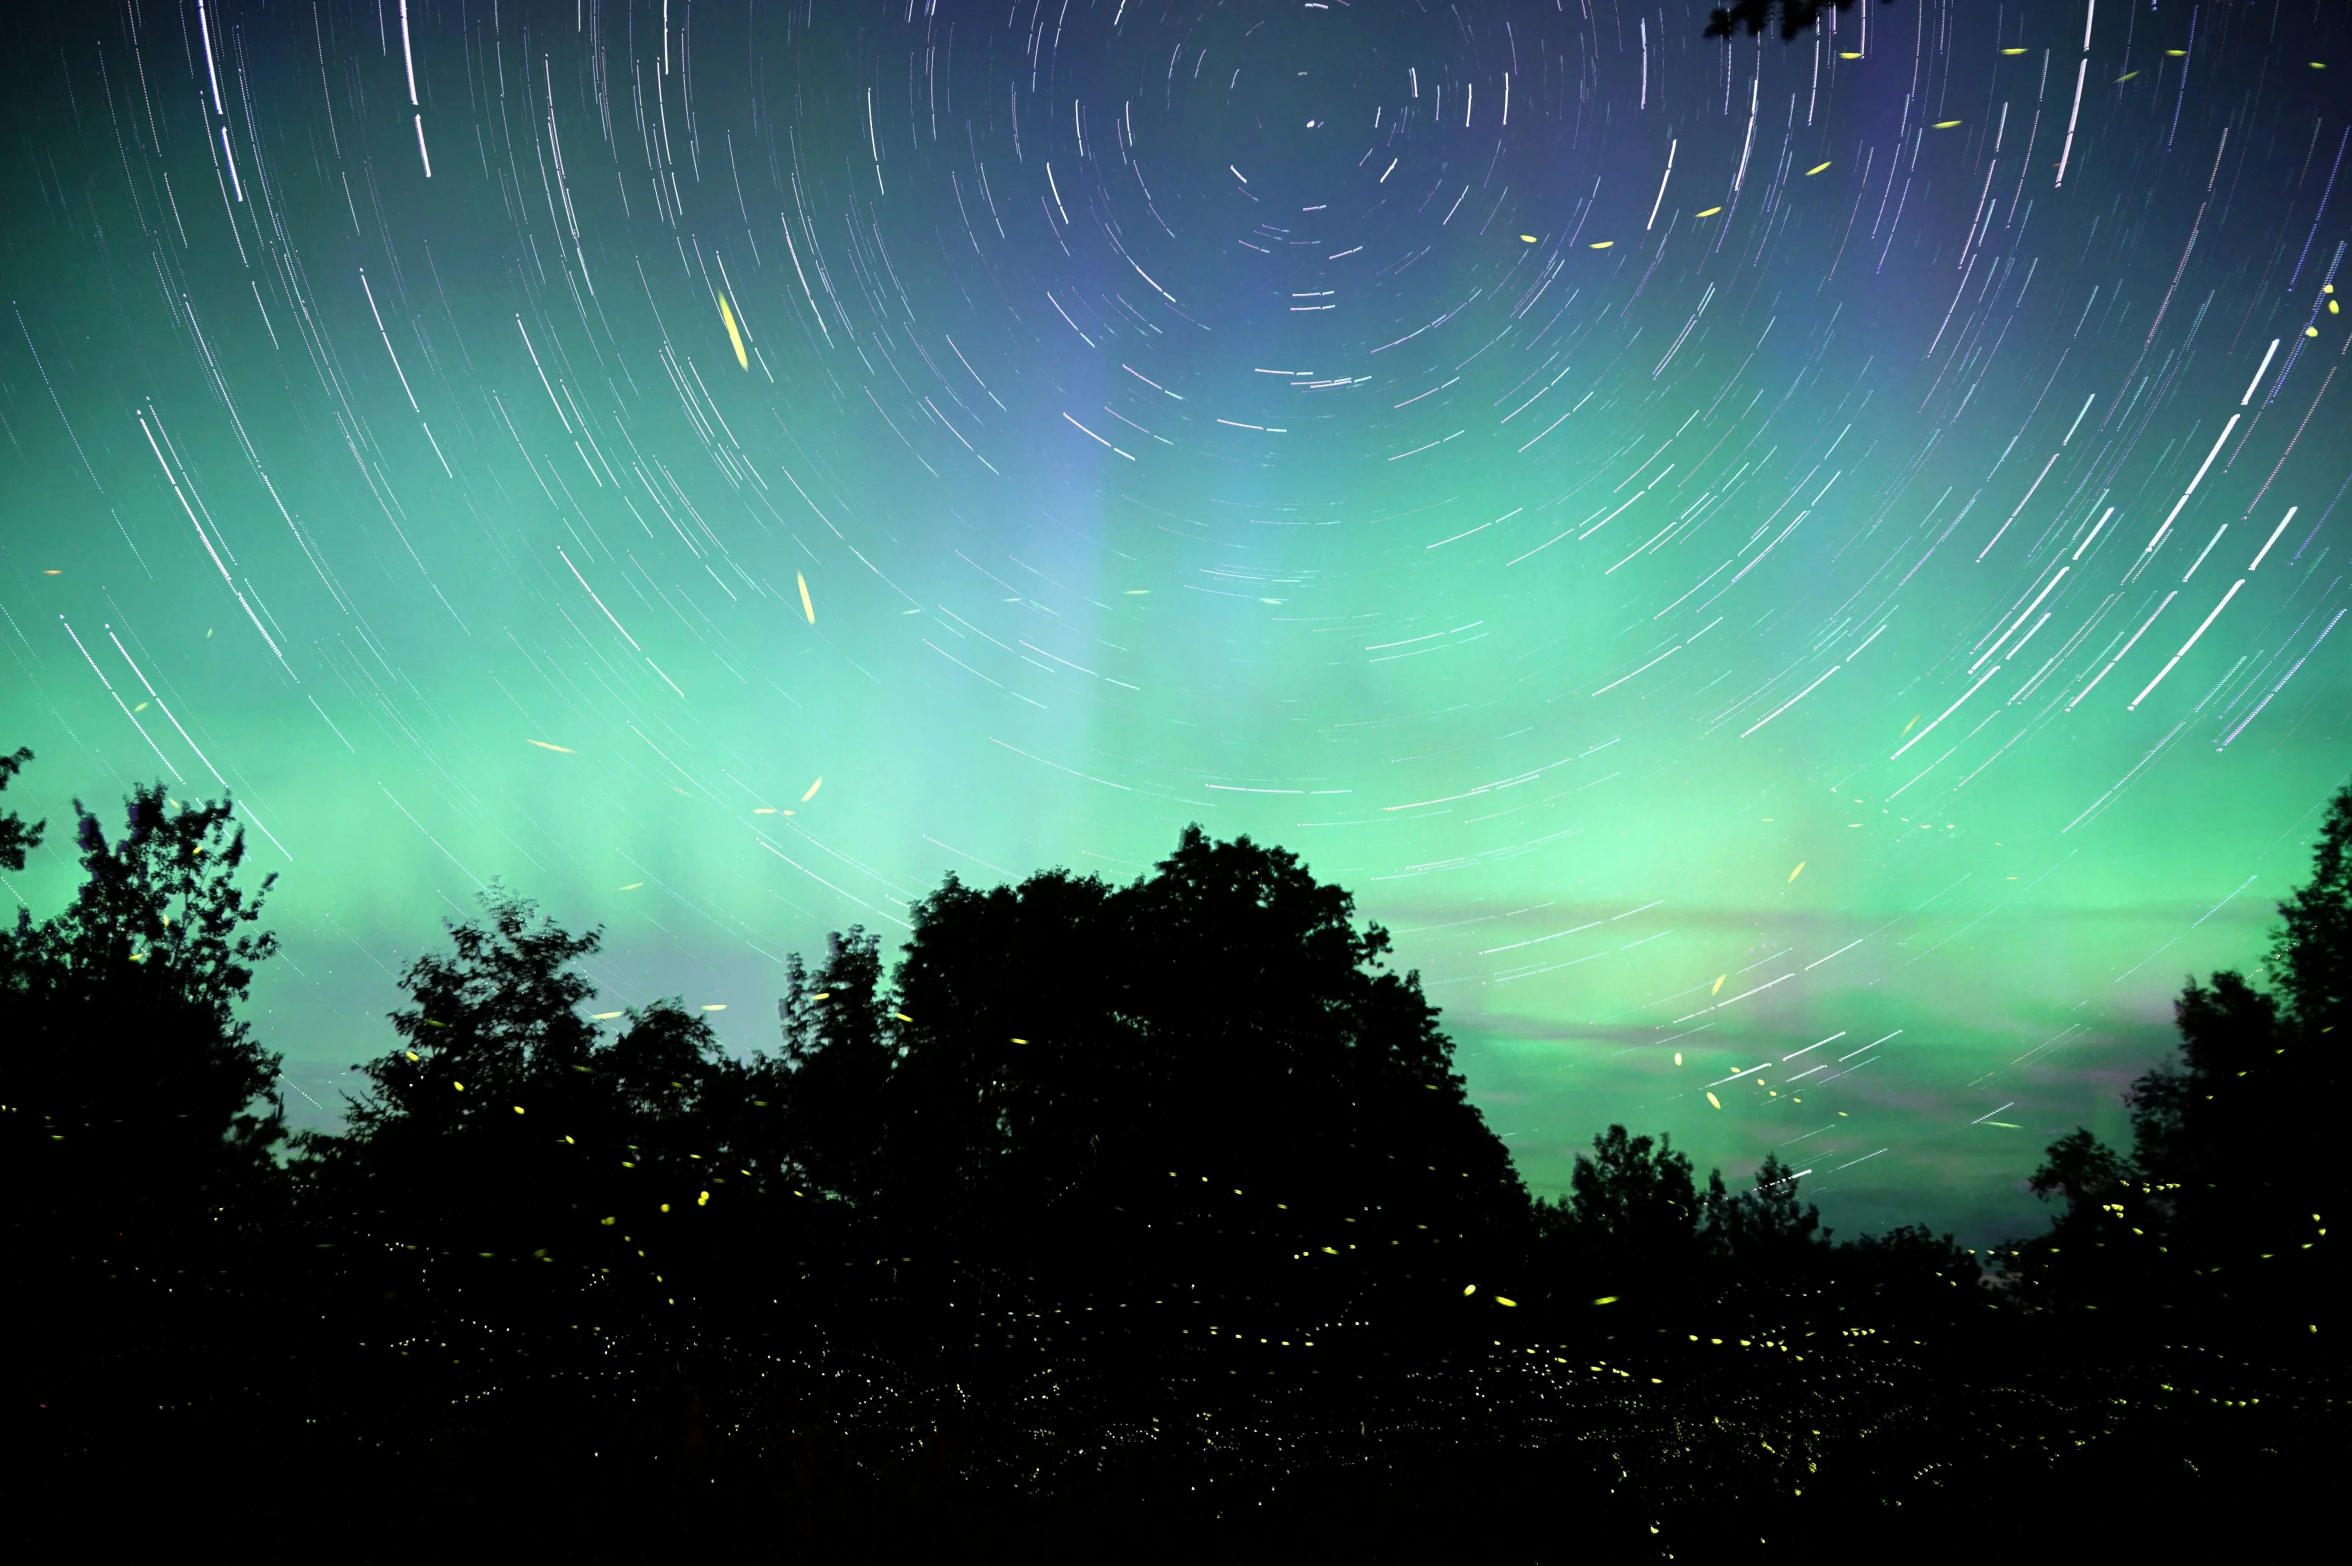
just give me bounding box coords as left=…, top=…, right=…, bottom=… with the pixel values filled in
left=2, top=1, right=2347, bottom=1245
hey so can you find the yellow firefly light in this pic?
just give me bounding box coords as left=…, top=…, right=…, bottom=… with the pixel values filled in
left=719, top=294, right=748, bottom=370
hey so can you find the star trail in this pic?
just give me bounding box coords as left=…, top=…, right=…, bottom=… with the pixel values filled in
left=1, top=0, right=2346, bottom=1245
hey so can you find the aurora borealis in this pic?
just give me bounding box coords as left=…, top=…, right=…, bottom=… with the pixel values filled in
left=1, top=0, right=2346, bottom=1245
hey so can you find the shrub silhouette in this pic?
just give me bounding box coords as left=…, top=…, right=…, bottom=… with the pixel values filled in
left=7, top=748, right=2339, bottom=1544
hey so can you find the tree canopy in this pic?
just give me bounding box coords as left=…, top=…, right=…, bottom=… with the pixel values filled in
left=0, top=745, right=40, bottom=872
left=2007, top=783, right=2352, bottom=1336
left=8, top=745, right=2340, bottom=1545
left=869, top=826, right=1528, bottom=1306
left=2, top=769, right=283, bottom=1254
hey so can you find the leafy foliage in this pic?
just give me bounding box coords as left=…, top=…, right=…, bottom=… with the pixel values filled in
left=1837, top=1223, right=1983, bottom=1305
left=772, top=927, right=893, bottom=1202
left=1, top=775, right=283, bottom=1247
left=1706, top=0, right=1896, bottom=43
left=0, top=765, right=292, bottom=1474
left=9, top=748, right=2341, bottom=1542
left=1543, top=1123, right=1706, bottom=1283
left=0, top=745, right=41, bottom=872
left=875, top=827, right=1528, bottom=1305
left=300, top=888, right=776, bottom=1282
left=2007, top=784, right=2352, bottom=1334
left=1705, top=1150, right=1829, bottom=1273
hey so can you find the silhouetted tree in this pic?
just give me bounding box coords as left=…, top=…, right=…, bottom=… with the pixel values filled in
left=1997, top=1124, right=2170, bottom=1312
left=300, top=890, right=777, bottom=1287
left=2029, top=1126, right=2133, bottom=1213
left=290, top=890, right=806, bottom=1471
left=770, top=927, right=893, bottom=1203
left=1707, top=0, right=1896, bottom=42
left=1704, top=1151, right=1829, bottom=1276
left=1540, top=1124, right=1708, bottom=1293
left=2007, top=784, right=2352, bottom=1330
left=1, top=763, right=291, bottom=1471
left=1834, top=1223, right=1983, bottom=1311
left=862, top=828, right=1528, bottom=1328
left=1539, top=1132, right=1836, bottom=1303
left=0, top=745, right=40, bottom=871
left=14, top=743, right=2331, bottom=1540
left=1, top=776, right=284, bottom=1255
left=2143, top=788, right=2351, bottom=1320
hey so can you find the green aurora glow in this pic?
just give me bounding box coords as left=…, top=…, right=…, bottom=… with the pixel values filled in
left=2, top=1, right=2348, bottom=1244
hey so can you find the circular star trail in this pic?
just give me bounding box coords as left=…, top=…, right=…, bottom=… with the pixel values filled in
left=1, top=0, right=2347, bottom=1242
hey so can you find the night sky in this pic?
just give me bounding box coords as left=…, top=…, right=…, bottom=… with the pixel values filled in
left=2, top=0, right=2346, bottom=1245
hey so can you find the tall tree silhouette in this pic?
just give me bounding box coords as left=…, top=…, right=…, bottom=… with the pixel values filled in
left=1, top=775, right=284, bottom=1256
left=770, top=927, right=894, bottom=1204
left=292, top=889, right=836, bottom=1484
left=1, top=763, right=289, bottom=1464
left=1539, top=1124, right=1708, bottom=1293
left=1705, top=1150, right=1829, bottom=1276
left=302, top=889, right=768, bottom=1286
left=2009, top=784, right=2352, bottom=1330
left=853, top=827, right=1528, bottom=1333
left=1539, top=1132, right=1833, bottom=1302
left=0, top=745, right=40, bottom=872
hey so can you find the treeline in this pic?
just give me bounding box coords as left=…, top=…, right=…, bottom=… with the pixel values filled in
left=0, top=746, right=2337, bottom=1551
